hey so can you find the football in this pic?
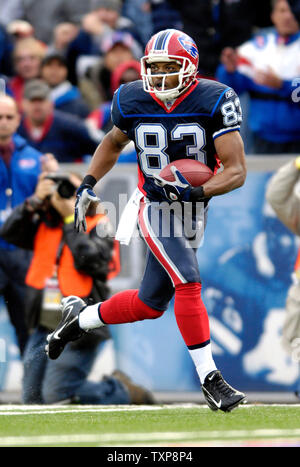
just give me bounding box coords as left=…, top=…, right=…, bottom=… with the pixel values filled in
left=159, top=159, right=214, bottom=187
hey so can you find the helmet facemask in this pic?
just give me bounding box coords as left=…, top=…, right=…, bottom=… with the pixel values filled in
left=141, top=55, right=197, bottom=102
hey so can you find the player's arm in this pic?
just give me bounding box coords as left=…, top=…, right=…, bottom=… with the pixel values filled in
left=191, top=86, right=246, bottom=201
left=86, top=83, right=132, bottom=181
left=86, top=125, right=131, bottom=181
left=75, top=125, right=130, bottom=231
left=200, top=131, right=246, bottom=197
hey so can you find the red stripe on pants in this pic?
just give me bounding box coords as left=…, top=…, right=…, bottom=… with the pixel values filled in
left=138, top=201, right=185, bottom=286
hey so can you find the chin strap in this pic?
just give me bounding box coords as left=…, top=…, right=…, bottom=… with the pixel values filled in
left=155, top=89, right=181, bottom=102
left=154, top=78, right=195, bottom=102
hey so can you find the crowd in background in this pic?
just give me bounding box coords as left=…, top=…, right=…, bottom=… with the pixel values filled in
left=0, top=0, right=299, bottom=161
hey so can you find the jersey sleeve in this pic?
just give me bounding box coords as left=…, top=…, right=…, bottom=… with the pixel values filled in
left=111, top=86, right=130, bottom=135
left=211, top=87, right=242, bottom=141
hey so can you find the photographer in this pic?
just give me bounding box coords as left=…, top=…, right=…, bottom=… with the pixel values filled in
left=0, top=170, right=153, bottom=405
left=266, top=157, right=300, bottom=399
left=0, top=94, right=42, bottom=356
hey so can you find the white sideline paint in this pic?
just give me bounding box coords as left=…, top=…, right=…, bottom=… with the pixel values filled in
left=0, top=403, right=196, bottom=415
left=0, top=428, right=300, bottom=447
left=0, top=403, right=299, bottom=416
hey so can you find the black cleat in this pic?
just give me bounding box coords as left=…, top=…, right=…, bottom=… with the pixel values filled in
left=45, top=296, right=87, bottom=360
left=202, top=370, right=246, bottom=412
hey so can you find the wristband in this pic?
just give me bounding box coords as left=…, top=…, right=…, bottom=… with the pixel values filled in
left=64, top=214, right=75, bottom=224
left=190, top=185, right=206, bottom=202
left=82, top=175, right=97, bottom=187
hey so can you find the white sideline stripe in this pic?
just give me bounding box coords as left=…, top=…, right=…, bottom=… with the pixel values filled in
left=0, top=403, right=197, bottom=415
left=0, top=408, right=163, bottom=416
left=0, top=403, right=300, bottom=416
left=1, top=428, right=300, bottom=446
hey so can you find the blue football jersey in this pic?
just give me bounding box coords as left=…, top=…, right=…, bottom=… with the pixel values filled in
left=111, top=79, right=242, bottom=199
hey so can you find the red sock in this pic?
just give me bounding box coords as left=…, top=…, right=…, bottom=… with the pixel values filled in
left=99, top=289, right=163, bottom=324
left=174, top=282, right=210, bottom=348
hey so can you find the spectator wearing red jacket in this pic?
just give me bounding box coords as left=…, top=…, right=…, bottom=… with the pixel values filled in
left=86, top=59, right=140, bottom=163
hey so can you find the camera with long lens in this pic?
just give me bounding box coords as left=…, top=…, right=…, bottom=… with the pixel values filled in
left=45, top=173, right=77, bottom=199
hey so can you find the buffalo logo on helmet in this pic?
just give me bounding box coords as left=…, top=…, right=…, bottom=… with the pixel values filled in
left=178, top=35, right=198, bottom=60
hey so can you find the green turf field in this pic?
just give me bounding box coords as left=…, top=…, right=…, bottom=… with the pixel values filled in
left=0, top=404, right=299, bottom=447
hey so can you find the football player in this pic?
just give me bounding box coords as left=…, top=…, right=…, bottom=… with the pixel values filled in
left=45, top=29, right=247, bottom=412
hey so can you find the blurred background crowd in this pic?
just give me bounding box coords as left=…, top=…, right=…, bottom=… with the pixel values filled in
left=0, top=0, right=299, bottom=162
